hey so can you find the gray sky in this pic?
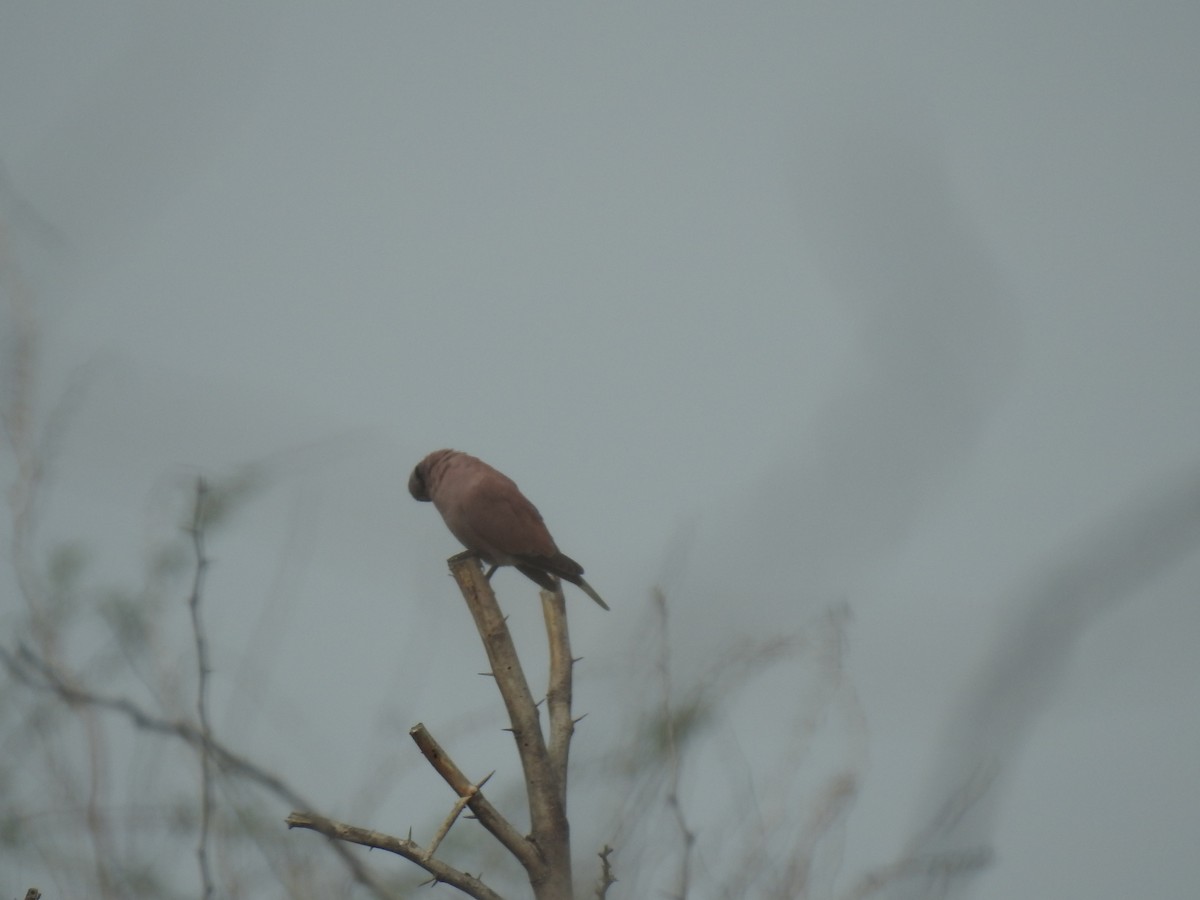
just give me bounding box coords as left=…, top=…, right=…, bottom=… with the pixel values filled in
left=2, top=3, right=1199, bottom=898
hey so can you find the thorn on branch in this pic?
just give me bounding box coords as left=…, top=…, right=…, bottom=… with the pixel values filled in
left=594, top=844, right=617, bottom=899
left=441, top=551, right=578, bottom=896
left=408, top=721, right=536, bottom=873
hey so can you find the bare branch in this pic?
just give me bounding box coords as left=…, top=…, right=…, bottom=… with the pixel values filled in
left=448, top=553, right=574, bottom=900
left=541, top=586, right=573, bottom=808
left=286, top=812, right=506, bottom=900
left=409, top=721, right=536, bottom=871
left=426, top=769, right=495, bottom=861
left=594, top=845, right=616, bottom=899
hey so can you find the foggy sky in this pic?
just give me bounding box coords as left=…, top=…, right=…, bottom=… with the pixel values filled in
left=2, top=3, right=1199, bottom=898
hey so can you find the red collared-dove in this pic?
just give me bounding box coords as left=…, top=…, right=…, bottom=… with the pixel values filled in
left=409, top=449, right=609, bottom=610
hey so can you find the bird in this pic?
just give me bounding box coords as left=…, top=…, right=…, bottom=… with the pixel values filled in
left=408, top=449, right=609, bottom=610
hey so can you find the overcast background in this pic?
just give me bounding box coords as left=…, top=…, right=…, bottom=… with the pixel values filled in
left=2, top=3, right=1199, bottom=898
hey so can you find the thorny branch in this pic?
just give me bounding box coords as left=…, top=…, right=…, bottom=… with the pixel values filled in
left=541, top=585, right=574, bottom=808
left=409, top=722, right=535, bottom=870
left=594, top=845, right=616, bottom=899
left=448, top=553, right=575, bottom=900
left=285, top=812, right=506, bottom=900
left=425, top=769, right=494, bottom=862
left=281, top=553, right=594, bottom=900
left=288, top=556, right=586, bottom=900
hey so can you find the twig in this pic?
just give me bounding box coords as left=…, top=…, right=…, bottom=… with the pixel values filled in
left=654, top=588, right=694, bottom=900
left=185, top=478, right=215, bottom=899
left=840, top=847, right=992, bottom=900
left=425, top=770, right=492, bottom=861
left=286, top=812, right=505, bottom=900
left=409, top=722, right=535, bottom=869
left=773, top=772, right=858, bottom=896
left=594, top=844, right=616, bottom=899
left=2, top=216, right=120, bottom=896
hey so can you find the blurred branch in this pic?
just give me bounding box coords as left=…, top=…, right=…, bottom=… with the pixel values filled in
left=185, top=477, right=216, bottom=899
left=866, top=461, right=1200, bottom=900
left=841, top=849, right=992, bottom=900
left=1, top=205, right=121, bottom=896
left=0, top=192, right=45, bottom=632
left=0, top=181, right=37, bottom=476
left=603, top=595, right=863, bottom=898
left=774, top=772, right=858, bottom=896
left=654, top=588, right=694, bottom=900
left=0, top=642, right=395, bottom=900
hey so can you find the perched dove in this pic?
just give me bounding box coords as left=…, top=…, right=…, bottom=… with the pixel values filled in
left=409, top=449, right=609, bottom=610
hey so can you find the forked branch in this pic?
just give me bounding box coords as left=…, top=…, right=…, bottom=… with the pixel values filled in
left=286, top=553, right=582, bottom=899
left=448, top=553, right=574, bottom=899
left=409, top=721, right=535, bottom=870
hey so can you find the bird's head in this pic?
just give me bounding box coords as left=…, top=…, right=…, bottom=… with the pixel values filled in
left=408, top=461, right=432, bottom=501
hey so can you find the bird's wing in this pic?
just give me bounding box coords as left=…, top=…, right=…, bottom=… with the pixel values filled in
left=467, top=477, right=559, bottom=559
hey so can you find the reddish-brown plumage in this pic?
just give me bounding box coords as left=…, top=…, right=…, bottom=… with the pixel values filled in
left=409, top=449, right=609, bottom=609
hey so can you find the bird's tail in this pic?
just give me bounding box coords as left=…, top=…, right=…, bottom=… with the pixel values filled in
left=575, top=577, right=610, bottom=611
